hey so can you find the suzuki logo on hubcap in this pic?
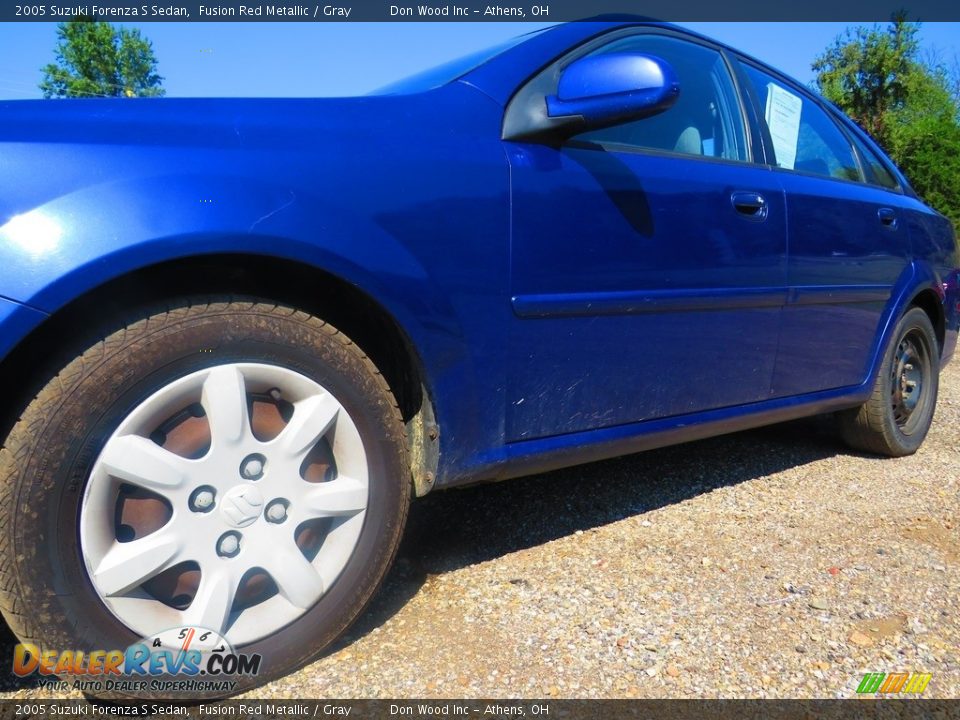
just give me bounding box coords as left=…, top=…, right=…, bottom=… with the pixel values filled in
left=221, top=485, right=264, bottom=527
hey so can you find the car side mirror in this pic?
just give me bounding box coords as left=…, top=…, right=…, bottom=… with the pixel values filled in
left=501, top=52, right=681, bottom=145
left=546, top=53, right=680, bottom=135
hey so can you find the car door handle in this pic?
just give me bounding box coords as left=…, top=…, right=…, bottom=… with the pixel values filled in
left=731, top=191, right=768, bottom=221
left=878, top=207, right=898, bottom=229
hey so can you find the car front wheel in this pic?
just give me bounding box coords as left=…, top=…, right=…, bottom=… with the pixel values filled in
left=0, top=298, right=410, bottom=698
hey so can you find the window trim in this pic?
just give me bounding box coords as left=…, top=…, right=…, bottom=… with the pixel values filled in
left=726, top=53, right=775, bottom=167
left=562, top=139, right=763, bottom=170
left=502, top=26, right=760, bottom=166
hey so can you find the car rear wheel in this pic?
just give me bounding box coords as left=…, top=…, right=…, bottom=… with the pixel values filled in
left=0, top=298, right=410, bottom=698
left=838, top=306, right=939, bottom=457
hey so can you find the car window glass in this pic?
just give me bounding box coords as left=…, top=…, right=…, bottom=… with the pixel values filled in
left=742, top=64, right=861, bottom=182
left=573, top=35, right=748, bottom=162
left=849, top=131, right=899, bottom=189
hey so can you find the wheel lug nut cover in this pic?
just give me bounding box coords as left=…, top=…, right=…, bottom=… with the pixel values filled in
left=266, top=501, right=287, bottom=522
left=217, top=533, right=240, bottom=557
left=192, top=490, right=214, bottom=510
left=240, top=454, right=266, bottom=480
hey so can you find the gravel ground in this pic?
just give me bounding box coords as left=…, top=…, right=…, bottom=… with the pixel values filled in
left=2, top=364, right=958, bottom=700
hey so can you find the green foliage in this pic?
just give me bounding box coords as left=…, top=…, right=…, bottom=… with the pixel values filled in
left=813, top=15, right=960, bottom=232
left=813, top=15, right=919, bottom=140
left=889, top=113, right=960, bottom=231
left=40, top=17, right=164, bottom=98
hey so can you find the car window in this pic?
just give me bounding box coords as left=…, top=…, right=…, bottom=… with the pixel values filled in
left=573, top=35, right=748, bottom=163
left=849, top=131, right=899, bottom=190
left=741, top=64, right=861, bottom=182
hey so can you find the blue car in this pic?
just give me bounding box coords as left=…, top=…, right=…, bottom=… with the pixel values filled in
left=0, top=19, right=956, bottom=696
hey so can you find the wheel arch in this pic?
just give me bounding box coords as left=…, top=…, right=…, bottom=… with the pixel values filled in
left=908, top=287, right=946, bottom=355
left=0, top=253, right=441, bottom=496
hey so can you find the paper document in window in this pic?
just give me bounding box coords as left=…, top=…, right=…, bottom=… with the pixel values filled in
left=764, top=83, right=802, bottom=170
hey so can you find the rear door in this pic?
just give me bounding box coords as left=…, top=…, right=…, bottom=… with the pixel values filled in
left=736, top=61, right=913, bottom=397
left=505, top=30, right=788, bottom=441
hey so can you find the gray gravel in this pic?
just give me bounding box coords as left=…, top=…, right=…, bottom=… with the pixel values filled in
left=3, top=363, right=959, bottom=699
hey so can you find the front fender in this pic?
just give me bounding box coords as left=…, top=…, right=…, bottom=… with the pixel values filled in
left=1, top=82, right=512, bottom=485
left=0, top=174, right=438, bottom=315
left=0, top=173, right=483, bottom=479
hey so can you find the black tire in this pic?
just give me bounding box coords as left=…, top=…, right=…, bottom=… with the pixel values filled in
left=838, top=306, right=939, bottom=457
left=0, top=298, right=410, bottom=699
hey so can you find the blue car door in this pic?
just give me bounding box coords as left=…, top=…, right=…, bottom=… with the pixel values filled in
left=505, top=31, right=788, bottom=442
left=736, top=62, right=914, bottom=397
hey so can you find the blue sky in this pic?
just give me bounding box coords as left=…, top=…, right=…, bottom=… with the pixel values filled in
left=0, top=22, right=957, bottom=99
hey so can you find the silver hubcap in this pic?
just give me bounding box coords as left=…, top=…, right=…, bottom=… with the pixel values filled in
left=79, top=363, right=369, bottom=645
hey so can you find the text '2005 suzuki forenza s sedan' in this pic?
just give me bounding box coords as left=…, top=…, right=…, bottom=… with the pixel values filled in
left=0, top=19, right=957, bottom=697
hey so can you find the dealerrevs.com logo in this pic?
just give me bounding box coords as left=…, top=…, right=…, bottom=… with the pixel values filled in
left=12, top=626, right=261, bottom=694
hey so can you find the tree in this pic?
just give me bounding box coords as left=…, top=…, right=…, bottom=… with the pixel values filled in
left=812, top=15, right=919, bottom=141
left=813, top=16, right=960, bottom=231
left=949, top=53, right=960, bottom=110
left=40, top=17, right=164, bottom=98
